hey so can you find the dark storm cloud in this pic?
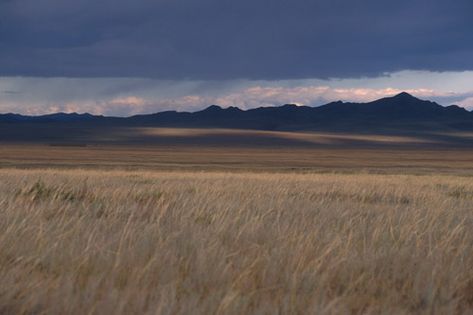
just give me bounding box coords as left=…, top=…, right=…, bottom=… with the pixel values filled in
left=0, top=0, right=472, bottom=80
left=2, top=90, right=20, bottom=95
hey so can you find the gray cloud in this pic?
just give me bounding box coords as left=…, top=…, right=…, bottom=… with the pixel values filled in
left=0, top=0, right=472, bottom=80
left=2, top=90, right=21, bottom=95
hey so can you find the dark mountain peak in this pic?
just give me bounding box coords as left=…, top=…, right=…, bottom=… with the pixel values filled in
left=389, top=92, right=422, bottom=102
left=202, top=105, right=222, bottom=112
left=446, top=104, right=469, bottom=113
left=394, top=91, right=413, bottom=97
left=371, top=92, right=436, bottom=109
left=43, top=112, right=107, bottom=123
left=227, top=106, right=243, bottom=112
left=199, top=105, right=244, bottom=115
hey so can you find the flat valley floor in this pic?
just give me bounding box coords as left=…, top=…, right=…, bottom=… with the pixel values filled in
left=1, top=128, right=473, bottom=314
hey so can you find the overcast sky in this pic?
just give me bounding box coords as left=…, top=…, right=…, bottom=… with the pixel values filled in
left=1, top=0, right=472, bottom=115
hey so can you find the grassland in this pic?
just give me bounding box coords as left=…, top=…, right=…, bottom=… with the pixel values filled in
left=1, top=128, right=473, bottom=313
left=1, top=144, right=473, bottom=175
left=1, top=168, right=473, bottom=314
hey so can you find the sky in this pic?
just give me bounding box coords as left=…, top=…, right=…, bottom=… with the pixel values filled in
left=1, top=0, right=472, bottom=116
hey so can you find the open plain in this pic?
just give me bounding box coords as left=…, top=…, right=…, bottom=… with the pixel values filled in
left=1, top=128, right=473, bottom=314
left=1, top=169, right=473, bottom=314
left=1, top=127, right=473, bottom=174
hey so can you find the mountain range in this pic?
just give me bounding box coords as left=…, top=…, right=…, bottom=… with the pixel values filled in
left=1, top=92, right=472, bottom=132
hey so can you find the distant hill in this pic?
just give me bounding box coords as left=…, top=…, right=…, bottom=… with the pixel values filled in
left=1, top=92, right=472, bottom=132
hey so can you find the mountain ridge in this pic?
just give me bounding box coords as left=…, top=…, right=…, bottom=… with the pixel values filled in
left=1, top=93, right=472, bottom=131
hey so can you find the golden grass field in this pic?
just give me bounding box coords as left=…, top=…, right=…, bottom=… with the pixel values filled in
left=1, top=167, right=473, bottom=314
left=1, top=128, right=473, bottom=314
left=1, top=144, right=473, bottom=175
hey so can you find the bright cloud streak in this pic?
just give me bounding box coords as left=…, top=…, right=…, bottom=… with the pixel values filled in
left=1, top=71, right=473, bottom=116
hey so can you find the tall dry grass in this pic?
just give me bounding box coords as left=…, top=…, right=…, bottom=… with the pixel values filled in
left=0, top=169, right=472, bottom=314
